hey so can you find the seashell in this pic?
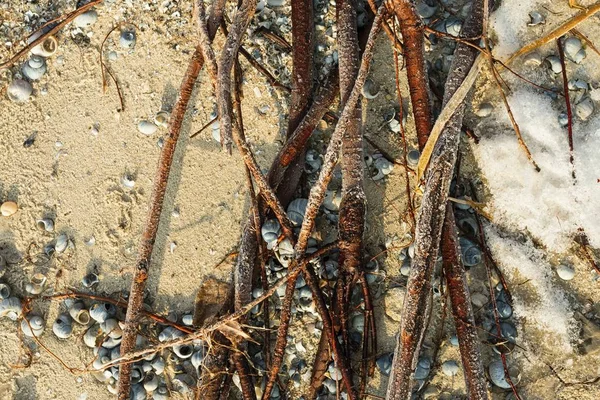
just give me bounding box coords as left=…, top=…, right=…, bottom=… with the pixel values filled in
left=441, top=360, right=459, bottom=376
left=416, top=2, right=437, bottom=19
left=138, top=120, right=158, bottom=135
left=153, top=386, right=169, bottom=400
left=0, top=283, right=10, bottom=299
left=575, top=97, right=594, bottom=121
left=528, top=11, right=545, bottom=26
left=55, top=233, right=69, bottom=253
left=211, top=119, right=221, bottom=143
left=351, top=313, right=365, bottom=333
left=361, top=79, right=380, bottom=99
left=414, top=357, right=431, bottom=380
left=22, top=55, right=47, bottom=80
left=274, top=238, right=294, bottom=268
left=69, top=301, right=91, bottom=325
left=21, top=315, right=45, bottom=337
left=456, top=214, right=478, bottom=236
left=92, top=355, right=110, bottom=370
left=475, top=102, right=493, bottom=117
left=327, top=363, right=342, bottom=381
left=523, top=52, right=542, bottom=66
left=182, top=314, right=193, bottom=326
left=423, top=385, right=440, bottom=399
left=107, top=384, right=118, bottom=394
left=120, top=30, right=137, bottom=49
left=130, top=383, right=146, bottom=400
left=73, top=10, right=98, bottom=28
left=376, top=352, right=393, bottom=376
left=388, top=118, right=401, bottom=133
left=154, top=111, right=170, bottom=128
left=30, top=35, right=58, bottom=57
left=52, top=314, right=73, bottom=339
left=26, top=273, right=48, bottom=295
left=84, top=323, right=103, bottom=347
left=90, top=303, right=117, bottom=323
left=564, top=37, right=582, bottom=59
left=445, top=17, right=462, bottom=37
left=496, top=300, right=513, bottom=319
left=459, top=237, right=482, bottom=266
left=172, top=373, right=195, bottom=393
left=261, top=219, right=281, bottom=247
left=82, top=272, right=99, bottom=288
left=121, top=174, right=135, bottom=189
left=100, top=318, right=122, bottom=338
left=323, top=378, right=337, bottom=394
left=400, top=260, right=411, bottom=276
left=571, top=48, right=586, bottom=64
left=320, top=260, right=339, bottom=280
left=159, top=326, right=185, bottom=342
left=556, top=264, right=575, bottom=280
left=36, top=218, right=54, bottom=232
left=143, top=371, right=159, bottom=392
left=323, top=189, right=342, bottom=211
left=152, top=356, right=166, bottom=375
left=557, top=112, right=568, bottom=127
left=372, top=156, right=394, bottom=180
left=287, top=198, right=308, bottom=226
left=191, top=350, right=204, bottom=370
left=7, top=79, right=33, bottom=103
left=489, top=360, right=521, bottom=389
left=173, top=343, right=194, bottom=359
left=449, top=335, right=459, bottom=346
left=406, top=149, right=420, bottom=168
left=0, top=296, right=22, bottom=320
left=305, top=149, right=322, bottom=173
left=545, top=55, right=562, bottom=74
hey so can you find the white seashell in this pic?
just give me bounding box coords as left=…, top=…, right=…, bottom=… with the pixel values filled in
left=556, top=264, right=575, bottom=280
left=152, top=356, right=166, bottom=375
left=92, top=355, right=110, bottom=370
left=69, top=301, right=91, bottom=325
left=323, top=378, right=337, bottom=394
left=26, top=273, right=47, bottom=295
left=575, top=97, right=594, bottom=120
left=373, top=157, right=393, bottom=180
left=388, top=118, right=401, bottom=133
left=1, top=201, right=18, bottom=217
left=121, top=174, right=135, bottom=189
left=120, top=30, right=136, bottom=49
left=101, top=336, right=121, bottom=349
left=55, top=234, right=69, bottom=253
left=523, top=52, right=542, bottom=66
left=82, top=273, right=99, bottom=288
left=407, top=149, right=420, bottom=167
left=0, top=283, right=10, bottom=299
left=261, top=219, right=281, bottom=247
left=445, top=17, right=462, bottom=37
left=100, top=318, right=122, bottom=338
left=274, top=238, right=294, bottom=268
left=107, top=384, right=118, bottom=394
left=7, top=80, right=33, bottom=103
left=137, top=120, right=158, bottom=135
left=90, top=303, right=117, bottom=323
left=52, top=314, right=73, bottom=339
left=154, top=111, right=170, bottom=127
left=287, top=198, right=308, bottom=226
left=528, top=11, right=545, bottom=26
left=143, top=371, right=159, bottom=391
left=153, top=386, right=169, bottom=400
left=21, top=315, right=45, bottom=337
left=36, top=218, right=54, bottom=232
left=158, top=326, right=185, bottom=342
left=475, top=102, right=493, bottom=117
left=323, top=189, right=342, bottom=211
left=441, top=360, right=459, bottom=376
left=73, top=10, right=98, bottom=28
left=84, top=324, right=103, bottom=348
left=182, top=314, right=193, bottom=326
left=361, top=79, right=380, bottom=99
left=173, top=343, right=194, bottom=359
left=22, top=55, right=47, bottom=80
left=191, top=350, right=204, bottom=370
left=130, top=384, right=146, bottom=400
left=30, top=34, right=58, bottom=57
left=571, top=48, right=586, bottom=64
left=489, top=360, right=520, bottom=389
left=546, top=55, right=562, bottom=74
left=564, top=37, right=583, bottom=59
left=328, top=363, right=342, bottom=381
left=0, top=296, right=23, bottom=320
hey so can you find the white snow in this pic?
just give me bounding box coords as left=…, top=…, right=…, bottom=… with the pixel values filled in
left=473, top=88, right=600, bottom=252
left=484, top=226, right=576, bottom=352
left=490, top=0, right=542, bottom=59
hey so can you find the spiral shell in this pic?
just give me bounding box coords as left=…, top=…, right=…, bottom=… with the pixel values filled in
left=489, top=360, right=520, bottom=389
left=90, top=302, right=117, bottom=323
left=21, top=315, right=45, bottom=337
left=361, top=79, right=380, bottom=99
left=143, top=371, right=159, bottom=391
left=153, top=386, right=169, bottom=400
left=69, top=301, right=91, bottom=325
left=36, top=218, right=54, bottom=232
left=22, top=55, right=47, bottom=80
left=287, top=198, right=308, bottom=226
left=261, top=219, right=281, bottom=248
left=120, top=30, right=137, bottom=49
left=84, top=323, right=103, bottom=348
left=173, top=343, right=193, bottom=359
left=52, top=314, right=73, bottom=339
left=30, top=35, right=58, bottom=58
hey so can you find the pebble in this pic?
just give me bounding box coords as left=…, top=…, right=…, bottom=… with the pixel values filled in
left=556, top=264, right=575, bottom=281
left=1, top=201, right=18, bottom=217
left=137, top=120, right=158, bottom=135
left=441, top=360, right=459, bottom=376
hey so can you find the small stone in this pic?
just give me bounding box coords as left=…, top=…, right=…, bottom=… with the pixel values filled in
left=441, top=360, right=459, bottom=376
left=137, top=120, right=158, bottom=135
left=556, top=264, right=575, bottom=281
left=1, top=201, right=18, bottom=217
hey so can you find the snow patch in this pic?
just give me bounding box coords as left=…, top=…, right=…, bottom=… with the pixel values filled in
left=490, top=0, right=542, bottom=59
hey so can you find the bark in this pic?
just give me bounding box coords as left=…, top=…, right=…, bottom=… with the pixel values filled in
left=386, top=1, right=486, bottom=399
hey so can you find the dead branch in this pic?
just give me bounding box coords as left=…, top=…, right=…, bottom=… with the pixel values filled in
left=556, top=37, right=576, bottom=180
left=195, top=0, right=219, bottom=87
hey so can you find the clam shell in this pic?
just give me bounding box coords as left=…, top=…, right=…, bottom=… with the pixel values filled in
left=55, top=234, right=69, bottom=253
left=52, top=314, right=73, bottom=339
left=556, top=264, right=575, bottom=281
left=137, top=120, right=158, bottom=135
left=475, top=102, right=493, bottom=117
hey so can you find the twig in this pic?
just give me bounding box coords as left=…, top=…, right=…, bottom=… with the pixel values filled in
left=195, top=0, right=219, bottom=87
left=556, top=36, right=576, bottom=180
left=99, top=24, right=125, bottom=111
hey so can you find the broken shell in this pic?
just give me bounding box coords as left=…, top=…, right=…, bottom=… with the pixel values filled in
left=22, top=55, right=47, bottom=80
left=441, top=360, right=459, bottom=376
left=523, top=52, right=542, bottom=66
left=26, top=273, right=47, bottom=295
left=182, top=314, right=193, bottom=326
left=571, top=48, right=586, bottom=64
left=73, top=10, right=98, bottom=28
left=489, top=360, right=520, bottom=389
left=36, top=218, right=54, bottom=232
left=376, top=352, right=393, bottom=376
left=172, top=374, right=195, bottom=393
left=52, top=314, right=73, bottom=339
left=475, top=102, right=493, bottom=117
left=323, top=189, right=342, bottom=211
left=261, top=219, right=281, bottom=247
left=287, top=198, right=308, bottom=226
left=545, top=56, right=562, bottom=74
left=191, top=350, right=204, bottom=370
left=84, top=323, right=103, bottom=348
left=556, top=264, right=575, bottom=281
left=496, top=300, right=513, bottom=319
left=327, top=363, right=342, bottom=381
left=152, top=356, right=166, bottom=375
left=120, top=30, right=136, bottom=49
left=305, top=149, right=322, bottom=173
left=90, top=303, right=117, bottom=323
left=138, top=120, right=158, bottom=135
left=55, top=233, right=69, bottom=253
left=82, top=272, right=100, bottom=288
left=69, top=301, right=91, bottom=325
left=323, top=378, right=337, bottom=394
left=30, top=35, right=58, bottom=57
left=361, top=79, right=380, bottom=99
left=7, top=79, right=33, bottom=103
left=0, top=296, right=22, bottom=320
left=274, top=238, right=294, bottom=268
left=143, top=371, right=159, bottom=392
left=21, top=315, right=45, bottom=337
left=528, top=11, right=545, bottom=26
left=563, top=37, right=583, bottom=59
left=159, top=326, right=184, bottom=342
left=0, top=283, right=10, bottom=299
left=372, top=156, right=394, bottom=180
left=575, top=97, right=594, bottom=121
left=100, top=318, right=122, bottom=338
left=154, top=111, right=170, bottom=128
left=173, top=343, right=194, bottom=359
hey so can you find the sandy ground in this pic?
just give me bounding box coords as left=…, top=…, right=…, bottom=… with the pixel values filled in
left=0, top=1, right=599, bottom=400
